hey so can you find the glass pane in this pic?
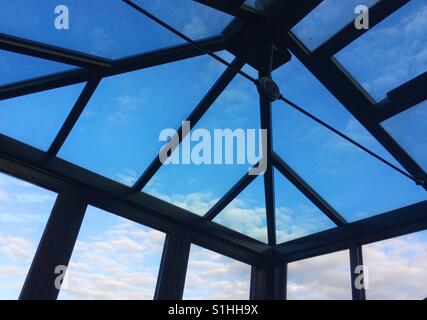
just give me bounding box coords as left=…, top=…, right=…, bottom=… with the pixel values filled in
left=274, top=169, right=335, bottom=244
left=59, top=54, right=231, bottom=186
left=382, top=101, right=427, bottom=172
left=0, top=0, right=232, bottom=59
left=288, top=250, right=351, bottom=300
left=0, top=50, right=74, bottom=86
left=363, top=230, right=427, bottom=300
left=183, top=244, right=251, bottom=300
left=144, top=71, right=262, bottom=215
left=292, top=0, right=378, bottom=51
left=213, top=176, right=267, bottom=243
left=0, top=172, right=57, bottom=299
left=335, top=1, right=427, bottom=101
left=0, top=83, right=85, bottom=151
left=273, top=55, right=427, bottom=222
left=58, top=206, right=165, bottom=300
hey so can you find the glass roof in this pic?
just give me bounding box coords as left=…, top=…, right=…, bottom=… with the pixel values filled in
left=0, top=0, right=233, bottom=59
left=272, top=55, right=427, bottom=221
left=0, top=1, right=425, bottom=247
left=335, top=1, right=427, bottom=101
left=292, top=0, right=379, bottom=51
left=143, top=71, right=262, bottom=216
left=59, top=54, right=230, bottom=186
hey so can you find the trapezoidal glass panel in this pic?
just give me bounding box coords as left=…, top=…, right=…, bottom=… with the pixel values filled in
left=335, top=1, right=427, bottom=101
left=0, top=0, right=232, bottom=59
left=183, top=244, right=251, bottom=300
left=0, top=82, right=85, bottom=151
left=272, top=55, right=427, bottom=222
left=363, top=230, right=427, bottom=300
left=58, top=205, right=165, bottom=300
left=288, top=250, right=352, bottom=300
left=0, top=50, right=74, bottom=86
left=274, top=169, right=336, bottom=244
left=59, top=54, right=230, bottom=186
left=143, top=71, right=262, bottom=216
left=292, top=0, right=379, bottom=51
left=382, top=100, right=427, bottom=172
left=0, top=172, right=57, bottom=299
left=213, top=175, right=267, bottom=244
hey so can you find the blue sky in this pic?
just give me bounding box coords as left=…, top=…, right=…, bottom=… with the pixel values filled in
left=0, top=0, right=426, bottom=299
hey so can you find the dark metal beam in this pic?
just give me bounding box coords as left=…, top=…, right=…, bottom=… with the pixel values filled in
left=375, top=71, right=427, bottom=122
left=250, top=256, right=287, bottom=300
left=286, top=32, right=427, bottom=189
left=204, top=168, right=258, bottom=221
left=19, top=189, right=87, bottom=300
left=132, top=57, right=246, bottom=191
left=0, top=32, right=112, bottom=70
left=0, top=134, right=270, bottom=266
left=313, top=0, right=409, bottom=57
left=0, top=35, right=228, bottom=101
left=275, top=200, right=427, bottom=262
left=47, top=78, right=101, bottom=157
left=154, top=233, right=191, bottom=300
left=272, top=152, right=347, bottom=226
left=349, top=245, right=366, bottom=300
left=258, top=44, right=276, bottom=246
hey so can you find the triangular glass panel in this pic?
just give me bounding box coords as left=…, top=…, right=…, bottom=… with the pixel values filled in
left=0, top=82, right=85, bottom=151
left=274, top=169, right=335, bottom=244
left=59, top=53, right=233, bottom=186
left=0, top=50, right=74, bottom=86
left=272, top=55, right=427, bottom=222
left=213, top=175, right=267, bottom=244
left=143, top=70, right=263, bottom=216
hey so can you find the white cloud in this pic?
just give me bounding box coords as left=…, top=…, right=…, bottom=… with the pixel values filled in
left=288, top=250, right=352, bottom=300
left=184, top=245, right=251, bottom=300
left=0, top=235, right=34, bottom=262
left=363, top=233, right=427, bottom=300
left=58, top=216, right=165, bottom=300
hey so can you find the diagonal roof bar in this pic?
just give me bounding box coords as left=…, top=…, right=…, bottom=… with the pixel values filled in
left=286, top=32, right=427, bottom=190
left=194, top=0, right=258, bottom=20
left=0, top=35, right=228, bottom=101
left=313, top=0, right=409, bottom=58
left=0, top=32, right=113, bottom=70
left=47, top=77, right=102, bottom=157
left=204, top=163, right=259, bottom=221
left=122, top=0, right=258, bottom=85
